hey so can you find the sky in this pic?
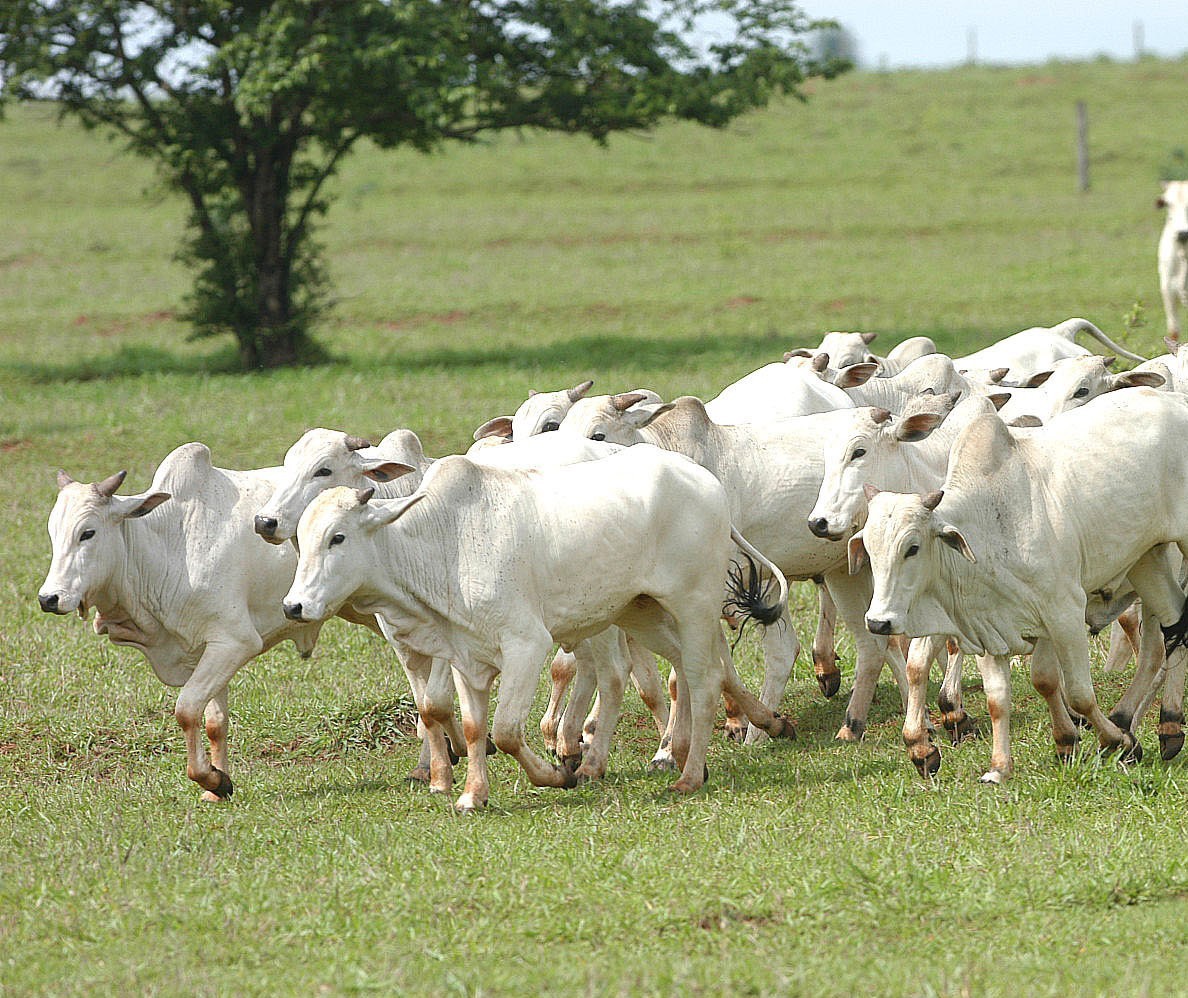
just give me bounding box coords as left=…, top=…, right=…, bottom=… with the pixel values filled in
left=796, top=1, right=1188, bottom=69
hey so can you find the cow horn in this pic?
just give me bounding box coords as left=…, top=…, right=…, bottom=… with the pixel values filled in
left=343, top=435, right=372, bottom=452
left=528, top=388, right=539, bottom=397
left=611, top=392, right=647, bottom=412
left=568, top=380, right=594, bottom=402
left=861, top=331, right=878, bottom=344
left=870, top=407, right=893, bottom=424
left=1102, top=355, right=1116, bottom=368
left=921, top=490, right=944, bottom=510
left=812, top=353, right=830, bottom=372
left=94, top=470, right=127, bottom=498
left=989, top=368, right=1009, bottom=384
left=355, top=487, right=376, bottom=505
left=56, top=470, right=75, bottom=490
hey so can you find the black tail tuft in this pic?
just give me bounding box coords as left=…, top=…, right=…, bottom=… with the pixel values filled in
left=723, top=553, right=785, bottom=639
left=1162, top=600, right=1188, bottom=658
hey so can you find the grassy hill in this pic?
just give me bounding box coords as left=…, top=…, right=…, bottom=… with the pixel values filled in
left=3, top=57, right=1188, bottom=995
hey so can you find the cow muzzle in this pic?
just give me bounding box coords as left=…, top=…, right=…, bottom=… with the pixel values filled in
left=38, top=591, right=70, bottom=614
left=254, top=514, right=281, bottom=541
left=866, top=616, right=894, bottom=635
left=282, top=601, right=306, bottom=622
left=808, top=516, right=844, bottom=541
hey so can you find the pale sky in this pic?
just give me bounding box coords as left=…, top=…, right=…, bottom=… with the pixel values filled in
left=800, top=1, right=1188, bottom=68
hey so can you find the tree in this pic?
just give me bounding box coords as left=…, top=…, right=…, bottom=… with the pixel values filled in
left=1, top=2, right=846, bottom=370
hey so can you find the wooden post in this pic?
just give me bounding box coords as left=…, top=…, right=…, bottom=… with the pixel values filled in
left=1076, top=101, right=1090, bottom=193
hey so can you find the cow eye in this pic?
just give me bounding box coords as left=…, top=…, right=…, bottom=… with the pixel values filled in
left=79, top=528, right=95, bottom=542
left=904, top=543, right=919, bottom=559
left=313, top=468, right=332, bottom=478
left=1073, top=386, right=1090, bottom=399
left=851, top=447, right=866, bottom=461
left=329, top=533, right=345, bottom=547
left=543, top=421, right=560, bottom=432
left=592, top=432, right=607, bottom=442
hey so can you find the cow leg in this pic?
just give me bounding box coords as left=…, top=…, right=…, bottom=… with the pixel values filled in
left=744, top=605, right=801, bottom=745
left=489, top=637, right=579, bottom=795
left=813, top=580, right=841, bottom=697
left=1158, top=649, right=1187, bottom=761
left=1108, top=602, right=1168, bottom=742
left=413, top=654, right=459, bottom=793
left=175, top=638, right=259, bottom=801
left=556, top=648, right=598, bottom=767
left=451, top=667, right=495, bottom=813
left=1103, top=603, right=1141, bottom=673
left=902, top=636, right=941, bottom=778
left=203, top=688, right=230, bottom=777
left=1030, top=639, right=1080, bottom=766
left=665, top=620, right=721, bottom=794
left=625, top=634, right=669, bottom=741
left=939, top=638, right=977, bottom=742
left=975, top=654, right=1015, bottom=785
left=576, top=630, right=631, bottom=782
left=717, top=629, right=796, bottom=740
left=1047, top=617, right=1137, bottom=761
left=540, top=649, right=577, bottom=755
left=827, top=570, right=908, bottom=741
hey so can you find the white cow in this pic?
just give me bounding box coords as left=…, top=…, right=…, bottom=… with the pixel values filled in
left=38, top=444, right=328, bottom=802
left=282, top=445, right=793, bottom=811
left=559, top=392, right=914, bottom=743
left=849, top=389, right=1188, bottom=783
left=704, top=362, right=852, bottom=424
left=1136, top=337, right=1188, bottom=394
left=809, top=331, right=937, bottom=374
left=954, top=317, right=1145, bottom=384
left=994, top=355, right=1164, bottom=424
left=1157, top=181, right=1188, bottom=340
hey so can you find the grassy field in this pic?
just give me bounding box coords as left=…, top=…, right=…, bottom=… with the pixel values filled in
left=4, top=56, right=1188, bottom=995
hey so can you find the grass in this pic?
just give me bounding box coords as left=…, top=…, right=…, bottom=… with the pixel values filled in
left=4, top=56, right=1188, bottom=995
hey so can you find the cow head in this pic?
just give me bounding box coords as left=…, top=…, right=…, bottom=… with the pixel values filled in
left=283, top=486, right=425, bottom=623
left=39, top=470, right=171, bottom=615
left=255, top=428, right=416, bottom=543
left=808, top=395, right=957, bottom=541
left=1013, top=355, right=1166, bottom=424
left=815, top=330, right=879, bottom=368
left=557, top=391, right=672, bottom=445
left=851, top=488, right=973, bottom=638
left=1158, top=180, right=1188, bottom=244
left=510, top=379, right=594, bottom=440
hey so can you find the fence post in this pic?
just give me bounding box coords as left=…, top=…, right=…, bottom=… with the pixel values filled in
left=1076, top=101, right=1090, bottom=193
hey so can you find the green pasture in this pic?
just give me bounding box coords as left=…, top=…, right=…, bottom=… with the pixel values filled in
left=4, top=57, right=1188, bottom=995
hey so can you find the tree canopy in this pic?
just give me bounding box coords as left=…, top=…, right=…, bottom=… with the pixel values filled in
left=1, top=1, right=846, bottom=369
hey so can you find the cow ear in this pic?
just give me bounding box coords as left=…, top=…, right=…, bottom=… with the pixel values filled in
left=1022, top=370, right=1053, bottom=389
left=1165, top=337, right=1180, bottom=356
left=115, top=491, right=171, bottom=519
left=836, top=362, right=877, bottom=389
left=987, top=392, right=1011, bottom=411
left=623, top=401, right=674, bottom=428
left=472, top=416, right=513, bottom=443
left=847, top=531, right=868, bottom=575
left=1113, top=370, right=1165, bottom=390
left=895, top=411, right=945, bottom=442
left=938, top=525, right=976, bottom=563
left=783, top=348, right=812, bottom=361
left=1157, top=197, right=1169, bottom=209
left=367, top=492, right=427, bottom=528
left=360, top=460, right=416, bottom=484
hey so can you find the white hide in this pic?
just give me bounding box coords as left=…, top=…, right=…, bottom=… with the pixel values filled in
left=1157, top=181, right=1188, bottom=339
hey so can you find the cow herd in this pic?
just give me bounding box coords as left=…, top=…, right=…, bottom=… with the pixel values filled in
left=36, top=316, right=1188, bottom=812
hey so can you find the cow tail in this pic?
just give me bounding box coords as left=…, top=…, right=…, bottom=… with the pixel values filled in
left=1060, top=317, right=1147, bottom=363
left=723, top=528, right=788, bottom=631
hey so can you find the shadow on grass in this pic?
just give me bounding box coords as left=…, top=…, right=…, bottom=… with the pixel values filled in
left=5, top=327, right=986, bottom=384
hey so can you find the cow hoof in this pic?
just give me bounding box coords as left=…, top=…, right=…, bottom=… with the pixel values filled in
left=978, top=769, right=1006, bottom=785
left=835, top=725, right=861, bottom=742
left=558, top=766, right=579, bottom=790
left=912, top=746, right=942, bottom=779
left=561, top=753, right=583, bottom=774
left=1069, top=710, right=1091, bottom=729
left=200, top=789, right=229, bottom=803
left=1120, top=736, right=1143, bottom=766
left=648, top=754, right=678, bottom=772
left=208, top=768, right=234, bottom=800
left=485, top=736, right=498, bottom=757
left=1160, top=731, right=1185, bottom=761
left=774, top=715, right=798, bottom=740
left=943, top=712, right=979, bottom=744
left=406, top=767, right=432, bottom=785
left=724, top=722, right=747, bottom=743
left=817, top=671, right=841, bottom=698
left=453, top=793, right=486, bottom=814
